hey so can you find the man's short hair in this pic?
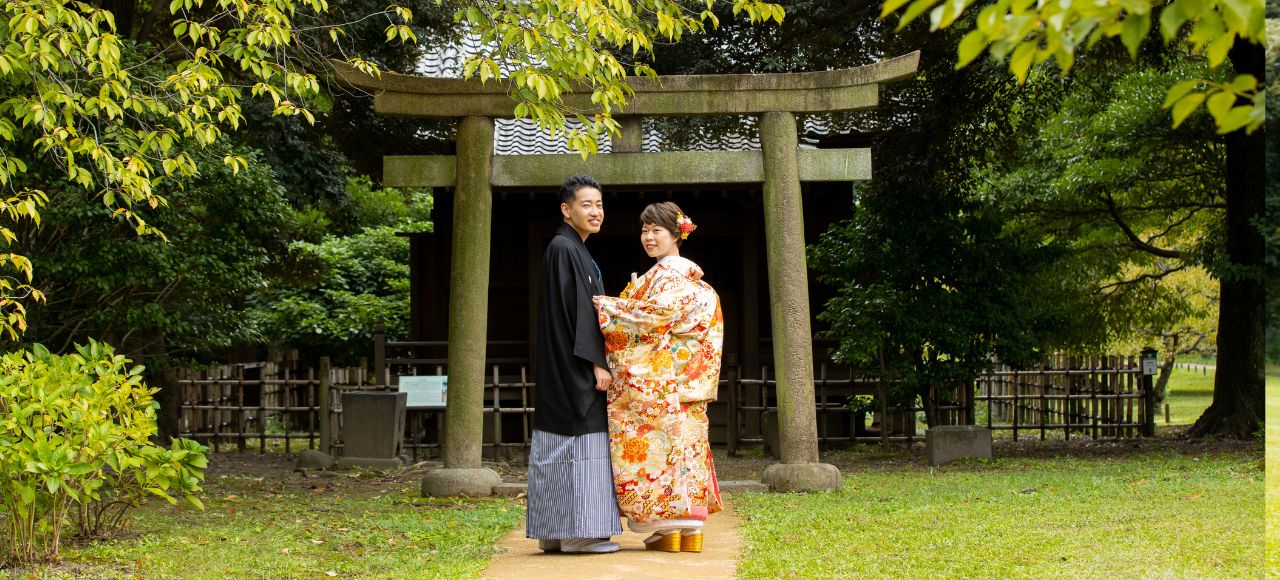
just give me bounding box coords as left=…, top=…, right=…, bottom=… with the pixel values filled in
left=560, top=175, right=602, bottom=205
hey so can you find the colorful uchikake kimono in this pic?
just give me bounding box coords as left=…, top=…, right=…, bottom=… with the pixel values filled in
left=593, top=255, right=724, bottom=530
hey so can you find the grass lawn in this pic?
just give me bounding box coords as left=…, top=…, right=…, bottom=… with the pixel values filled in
left=1165, top=365, right=1216, bottom=425
left=736, top=450, right=1263, bottom=578
left=1266, top=365, right=1279, bottom=575
left=19, top=456, right=521, bottom=578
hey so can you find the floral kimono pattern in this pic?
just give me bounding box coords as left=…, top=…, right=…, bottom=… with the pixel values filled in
left=593, top=255, right=724, bottom=524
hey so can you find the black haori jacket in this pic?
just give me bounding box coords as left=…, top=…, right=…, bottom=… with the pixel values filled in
left=533, top=223, right=609, bottom=436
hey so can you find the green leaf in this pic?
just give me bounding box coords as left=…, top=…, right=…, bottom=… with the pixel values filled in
left=1009, top=42, right=1036, bottom=83
left=1162, top=79, right=1201, bottom=108
left=1204, top=90, right=1235, bottom=123
left=956, top=30, right=988, bottom=68
left=1119, top=13, right=1150, bottom=58
left=1170, top=92, right=1206, bottom=127
left=1158, top=0, right=1187, bottom=41
left=1226, top=74, right=1258, bottom=92
left=1215, top=105, right=1253, bottom=134
left=899, top=0, right=941, bottom=29
left=1204, top=32, right=1234, bottom=67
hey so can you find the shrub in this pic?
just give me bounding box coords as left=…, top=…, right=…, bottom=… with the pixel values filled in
left=0, top=341, right=207, bottom=565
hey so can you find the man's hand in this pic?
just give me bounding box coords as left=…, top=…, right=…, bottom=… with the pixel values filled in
left=593, top=365, right=612, bottom=392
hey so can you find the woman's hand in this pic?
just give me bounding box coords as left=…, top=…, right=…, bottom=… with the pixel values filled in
left=593, top=364, right=612, bottom=391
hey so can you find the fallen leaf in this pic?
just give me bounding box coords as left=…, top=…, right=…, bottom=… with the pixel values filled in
left=325, top=572, right=338, bottom=577
left=280, top=548, right=290, bottom=555
left=312, top=539, right=325, bottom=545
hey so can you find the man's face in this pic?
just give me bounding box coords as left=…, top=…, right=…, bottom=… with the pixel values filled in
left=561, top=186, right=604, bottom=238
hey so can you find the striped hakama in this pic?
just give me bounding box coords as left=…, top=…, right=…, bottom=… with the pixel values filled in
left=525, top=430, right=623, bottom=539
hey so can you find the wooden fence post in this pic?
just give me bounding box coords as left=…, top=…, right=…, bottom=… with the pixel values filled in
left=373, top=324, right=387, bottom=386
left=319, top=357, right=332, bottom=455
left=1141, top=348, right=1157, bottom=437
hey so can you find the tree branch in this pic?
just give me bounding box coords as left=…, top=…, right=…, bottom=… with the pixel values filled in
left=1099, top=263, right=1189, bottom=292
left=1101, top=194, right=1183, bottom=259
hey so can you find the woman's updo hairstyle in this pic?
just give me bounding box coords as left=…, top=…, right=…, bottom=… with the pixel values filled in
left=639, top=202, right=686, bottom=247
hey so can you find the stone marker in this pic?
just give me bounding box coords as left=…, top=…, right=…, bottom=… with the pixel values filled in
left=339, top=391, right=407, bottom=470
left=926, top=425, right=993, bottom=466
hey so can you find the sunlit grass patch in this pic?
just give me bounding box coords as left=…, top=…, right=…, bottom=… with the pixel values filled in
left=30, top=467, right=522, bottom=578
left=1265, top=366, right=1279, bottom=575
left=1165, top=365, right=1215, bottom=425
left=736, top=452, right=1262, bottom=578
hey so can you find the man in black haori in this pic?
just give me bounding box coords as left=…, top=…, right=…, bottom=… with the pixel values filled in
left=526, top=175, right=622, bottom=554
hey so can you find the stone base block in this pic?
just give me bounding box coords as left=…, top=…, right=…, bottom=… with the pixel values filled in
left=926, top=426, right=993, bottom=466
left=421, top=468, right=502, bottom=498
left=719, top=480, right=769, bottom=494
left=338, top=456, right=405, bottom=470
left=492, top=483, right=527, bottom=498
left=761, top=463, right=842, bottom=493
left=294, top=449, right=334, bottom=471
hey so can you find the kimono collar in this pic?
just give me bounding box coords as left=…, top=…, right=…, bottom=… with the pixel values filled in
left=658, top=255, right=703, bottom=281
left=556, top=222, right=588, bottom=247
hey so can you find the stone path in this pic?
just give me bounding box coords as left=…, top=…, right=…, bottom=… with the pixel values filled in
left=482, top=496, right=743, bottom=580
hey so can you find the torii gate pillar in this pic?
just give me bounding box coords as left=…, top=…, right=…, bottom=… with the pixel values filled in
left=759, top=111, right=841, bottom=491
left=420, top=115, right=503, bottom=496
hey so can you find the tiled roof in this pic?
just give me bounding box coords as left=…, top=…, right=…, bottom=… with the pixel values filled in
left=415, top=38, right=835, bottom=155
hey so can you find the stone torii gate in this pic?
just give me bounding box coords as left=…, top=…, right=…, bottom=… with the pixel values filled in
left=336, top=52, right=920, bottom=495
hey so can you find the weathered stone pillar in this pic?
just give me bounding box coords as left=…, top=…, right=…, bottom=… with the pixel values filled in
left=610, top=116, right=644, bottom=152
left=758, top=111, right=842, bottom=493
left=422, top=115, right=501, bottom=496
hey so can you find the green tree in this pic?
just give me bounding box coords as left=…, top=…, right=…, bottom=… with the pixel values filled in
left=884, top=0, right=1264, bottom=133
left=248, top=177, right=431, bottom=363
left=1109, top=266, right=1218, bottom=404
left=884, top=0, right=1268, bottom=437
left=0, top=0, right=415, bottom=338
left=979, top=55, right=1229, bottom=404
left=19, top=148, right=290, bottom=358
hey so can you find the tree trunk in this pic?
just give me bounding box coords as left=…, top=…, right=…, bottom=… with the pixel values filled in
left=149, top=362, right=182, bottom=442
left=1153, top=356, right=1175, bottom=406
left=1188, top=38, right=1266, bottom=439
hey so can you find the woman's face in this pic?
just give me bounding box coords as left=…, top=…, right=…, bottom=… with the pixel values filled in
left=641, top=222, right=679, bottom=259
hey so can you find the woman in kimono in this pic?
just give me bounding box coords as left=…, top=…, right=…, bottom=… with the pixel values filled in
left=593, top=202, right=724, bottom=553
